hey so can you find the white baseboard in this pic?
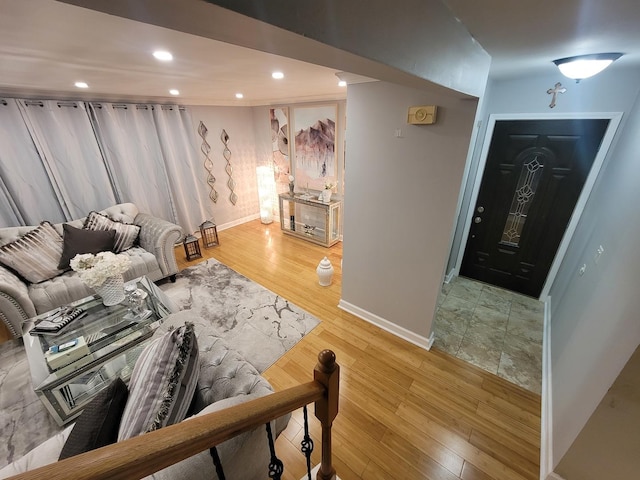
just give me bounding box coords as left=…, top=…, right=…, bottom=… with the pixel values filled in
left=217, top=213, right=260, bottom=231
left=545, top=473, right=565, bottom=480
left=338, top=299, right=434, bottom=351
left=540, top=296, right=553, bottom=480
left=444, top=269, right=456, bottom=284
left=301, top=464, right=341, bottom=480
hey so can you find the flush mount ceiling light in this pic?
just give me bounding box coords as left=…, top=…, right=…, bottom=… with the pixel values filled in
left=153, top=50, right=173, bottom=61
left=338, top=80, right=347, bottom=87
left=169, top=89, right=180, bottom=96
left=235, top=93, right=244, bottom=99
left=74, top=81, right=88, bottom=89
left=271, top=71, right=284, bottom=79
left=553, top=53, right=623, bottom=82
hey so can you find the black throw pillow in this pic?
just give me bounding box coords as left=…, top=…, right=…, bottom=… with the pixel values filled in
left=58, top=377, right=129, bottom=460
left=58, top=223, right=116, bottom=270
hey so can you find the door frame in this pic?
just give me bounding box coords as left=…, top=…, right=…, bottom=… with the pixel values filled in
left=452, top=112, right=623, bottom=300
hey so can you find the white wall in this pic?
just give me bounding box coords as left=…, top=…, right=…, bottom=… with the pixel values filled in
left=188, top=106, right=261, bottom=229
left=340, top=81, right=477, bottom=345
left=548, top=78, right=640, bottom=466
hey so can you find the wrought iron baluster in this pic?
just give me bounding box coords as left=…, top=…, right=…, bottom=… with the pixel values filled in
left=209, top=446, right=226, bottom=480
left=301, top=405, right=315, bottom=480
left=265, top=421, right=284, bottom=480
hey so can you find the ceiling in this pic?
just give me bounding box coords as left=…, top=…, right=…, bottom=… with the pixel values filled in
left=1, top=0, right=639, bottom=106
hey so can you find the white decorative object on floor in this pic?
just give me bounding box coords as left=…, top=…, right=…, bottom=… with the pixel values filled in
left=95, top=274, right=125, bottom=306
left=316, top=257, right=334, bottom=286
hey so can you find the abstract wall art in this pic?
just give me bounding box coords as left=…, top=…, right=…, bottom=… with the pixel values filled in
left=293, top=104, right=337, bottom=192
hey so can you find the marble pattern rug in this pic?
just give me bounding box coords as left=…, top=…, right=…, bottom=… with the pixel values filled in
left=0, top=258, right=319, bottom=468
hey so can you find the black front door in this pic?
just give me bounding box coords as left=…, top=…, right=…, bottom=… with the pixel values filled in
left=460, top=119, right=609, bottom=297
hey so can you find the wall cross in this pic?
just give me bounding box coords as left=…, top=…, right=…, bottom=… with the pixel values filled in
left=547, top=82, right=567, bottom=108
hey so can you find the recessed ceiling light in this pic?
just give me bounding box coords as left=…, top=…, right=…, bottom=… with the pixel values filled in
left=169, top=89, right=180, bottom=96
left=153, top=50, right=173, bottom=61
left=235, top=93, right=244, bottom=99
left=338, top=80, right=347, bottom=87
left=74, top=82, right=89, bottom=89
left=272, top=71, right=284, bottom=79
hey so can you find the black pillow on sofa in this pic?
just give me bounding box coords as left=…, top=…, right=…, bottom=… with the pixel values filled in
left=58, top=223, right=116, bottom=270
left=58, top=377, right=129, bottom=460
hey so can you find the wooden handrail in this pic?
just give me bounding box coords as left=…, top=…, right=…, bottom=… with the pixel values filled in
left=8, top=350, right=340, bottom=480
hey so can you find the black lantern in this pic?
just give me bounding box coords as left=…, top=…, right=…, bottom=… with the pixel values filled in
left=199, top=221, right=219, bottom=248
left=183, top=234, right=202, bottom=261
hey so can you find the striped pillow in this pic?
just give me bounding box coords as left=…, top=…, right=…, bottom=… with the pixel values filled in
left=118, top=323, right=199, bottom=441
left=83, top=211, right=140, bottom=253
left=0, top=221, right=64, bottom=283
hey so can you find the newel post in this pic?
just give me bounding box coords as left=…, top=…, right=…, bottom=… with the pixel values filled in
left=314, top=349, right=339, bottom=480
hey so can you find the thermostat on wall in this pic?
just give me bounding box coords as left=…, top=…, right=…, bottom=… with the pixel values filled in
left=407, top=105, right=437, bottom=125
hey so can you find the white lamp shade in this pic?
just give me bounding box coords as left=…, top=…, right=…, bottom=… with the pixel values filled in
left=553, top=53, right=622, bottom=81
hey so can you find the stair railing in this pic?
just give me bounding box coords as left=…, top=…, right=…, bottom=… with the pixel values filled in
left=7, top=349, right=339, bottom=480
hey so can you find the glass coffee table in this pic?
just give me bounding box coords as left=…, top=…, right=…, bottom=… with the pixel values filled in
left=22, top=276, right=177, bottom=426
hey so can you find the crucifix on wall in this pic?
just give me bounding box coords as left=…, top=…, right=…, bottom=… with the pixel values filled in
left=547, top=82, right=567, bottom=108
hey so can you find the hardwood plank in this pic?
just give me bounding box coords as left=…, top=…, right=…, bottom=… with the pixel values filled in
left=172, top=220, right=541, bottom=480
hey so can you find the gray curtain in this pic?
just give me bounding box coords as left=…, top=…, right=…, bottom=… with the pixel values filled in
left=88, top=102, right=178, bottom=225
left=0, top=97, right=210, bottom=232
left=0, top=99, right=65, bottom=225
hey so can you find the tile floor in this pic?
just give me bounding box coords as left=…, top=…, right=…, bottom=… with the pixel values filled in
left=432, top=276, right=544, bottom=394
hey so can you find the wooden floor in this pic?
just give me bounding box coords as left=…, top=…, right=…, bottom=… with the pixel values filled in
left=176, top=220, right=541, bottom=480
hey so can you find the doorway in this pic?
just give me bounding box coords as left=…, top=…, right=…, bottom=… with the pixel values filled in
left=460, top=118, right=609, bottom=298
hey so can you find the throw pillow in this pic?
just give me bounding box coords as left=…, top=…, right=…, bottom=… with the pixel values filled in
left=0, top=221, right=64, bottom=283
left=83, top=211, right=140, bottom=253
left=58, top=377, right=129, bottom=460
left=57, top=223, right=117, bottom=270
left=118, top=322, right=199, bottom=441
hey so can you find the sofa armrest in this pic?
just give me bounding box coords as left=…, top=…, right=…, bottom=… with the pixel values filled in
left=0, top=265, right=37, bottom=338
left=134, top=213, right=183, bottom=278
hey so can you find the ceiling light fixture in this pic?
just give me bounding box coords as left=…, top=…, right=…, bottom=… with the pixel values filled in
left=553, top=53, right=623, bottom=82
left=272, top=71, right=284, bottom=79
left=338, top=80, right=347, bottom=87
left=153, top=50, right=173, bottom=61
left=74, top=81, right=88, bottom=89
left=235, top=93, right=244, bottom=99
left=169, top=89, right=180, bottom=96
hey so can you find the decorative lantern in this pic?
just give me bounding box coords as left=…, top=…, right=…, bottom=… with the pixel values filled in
left=183, top=234, right=202, bottom=261
left=199, top=221, right=219, bottom=248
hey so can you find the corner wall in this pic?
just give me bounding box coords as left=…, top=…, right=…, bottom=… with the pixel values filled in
left=341, top=81, right=477, bottom=343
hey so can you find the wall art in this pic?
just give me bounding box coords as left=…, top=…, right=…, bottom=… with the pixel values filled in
left=269, top=107, right=291, bottom=188
left=293, top=104, right=337, bottom=192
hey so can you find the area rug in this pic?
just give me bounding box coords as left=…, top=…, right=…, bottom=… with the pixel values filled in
left=0, top=258, right=319, bottom=468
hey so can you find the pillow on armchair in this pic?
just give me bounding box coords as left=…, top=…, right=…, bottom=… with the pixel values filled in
left=118, top=322, right=199, bottom=440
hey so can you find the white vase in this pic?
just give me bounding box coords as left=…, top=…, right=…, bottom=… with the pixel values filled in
left=321, top=189, right=332, bottom=202
left=316, top=257, right=334, bottom=286
left=96, top=274, right=126, bottom=306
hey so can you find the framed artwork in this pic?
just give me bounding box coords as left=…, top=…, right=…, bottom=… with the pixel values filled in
left=293, top=104, right=337, bottom=192
left=269, top=107, right=291, bottom=187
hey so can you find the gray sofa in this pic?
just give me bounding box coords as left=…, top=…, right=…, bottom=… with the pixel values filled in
left=0, top=203, right=183, bottom=339
left=0, top=312, right=290, bottom=479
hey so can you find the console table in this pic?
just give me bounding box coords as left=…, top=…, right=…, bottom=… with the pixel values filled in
left=278, top=193, right=341, bottom=247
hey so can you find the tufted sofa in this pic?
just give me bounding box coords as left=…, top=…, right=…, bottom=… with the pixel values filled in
left=0, top=203, right=183, bottom=339
left=0, top=312, right=291, bottom=479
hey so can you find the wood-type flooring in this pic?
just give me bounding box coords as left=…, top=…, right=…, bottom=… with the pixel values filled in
left=176, top=220, right=541, bottom=480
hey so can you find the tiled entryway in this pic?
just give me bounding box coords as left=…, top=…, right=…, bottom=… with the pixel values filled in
left=433, top=276, right=543, bottom=394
